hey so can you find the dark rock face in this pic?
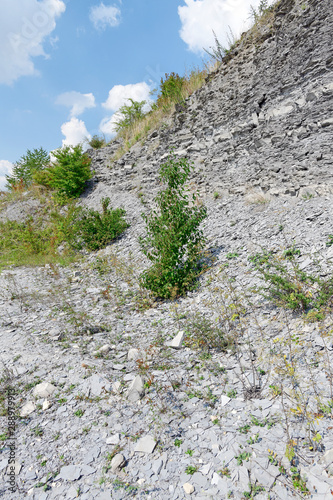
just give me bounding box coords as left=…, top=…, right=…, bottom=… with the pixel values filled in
left=87, top=0, right=333, bottom=200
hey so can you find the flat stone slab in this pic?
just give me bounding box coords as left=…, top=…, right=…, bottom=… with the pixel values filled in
left=20, top=401, right=36, bottom=417
left=58, top=465, right=81, bottom=481
left=134, top=435, right=157, bottom=453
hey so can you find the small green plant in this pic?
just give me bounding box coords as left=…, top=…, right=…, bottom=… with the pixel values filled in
left=326, top=235, right=333, bottom=247
left=6, top=147, right=50, bottom=190
left=33, top=145, right=92, bottom=198
left=174, top=438, right=182, bottom=447
left=235, top=451, right=251, bottom=466
left=249, top=0, right=270, bottom=23
left=239, top=424, right=251, bottom=434
left=243, top=482, right=265, bottom=498
left=227, top=389, right=237, bottom=398
left=269, top=384, right=282, bottom=397
left=74, top=409, right=84, bottom=417
left=213, top=191, right=220, bottom=199
left=249, top=247, right=333, bottom=312
left=184, top=311, right=228, bottom=352
left=74, top=198, right=129, bottom=251
left=218, top=466, right=231, bottom=478
left=185, top=449, right=194, bottom=456
left=139, top=152, right=207, bottom=298
left=247, top=433, right=260, bottom=445
left=226, top=252, right=239, bottom=260
left=33, top=425, right=43, bottom=437
left=185, top=465, right=198, bottom=475
left=88, top=135, right=105, bottom=149
left=290, top=467, right=309, bottom=494
left=115, top=99, right=147, bottom=133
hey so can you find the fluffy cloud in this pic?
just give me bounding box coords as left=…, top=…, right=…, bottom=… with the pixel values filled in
left=100, top=82, right=152, bottom=136
left=56, top=91, right=96, bottom=117
left=89, top=2, right=121, bottom=30
left=61, top=118, right=91, bottom=147
left=178, top=0, right=272, bottom=54
left=0, top=160, right=14, bottom=191
left=0, top=0, right=66, bottom=85
left=102, top=82, right=151, bottom=112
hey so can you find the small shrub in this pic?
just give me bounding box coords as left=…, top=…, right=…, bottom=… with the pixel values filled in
left=6, top=147, right=49, bottom=190
left=89, top=135, right=105, bottom=149
left=155, top=72, right=185, bottom=111
left=33, top=145, right=92, bottom=198
left=115, top=99, right=147, bottom=133
left=75, top=198, right=129, bottom=251
left=249, top=247, right=333, bottom=312
left=139, top=152, right=207, bottom=298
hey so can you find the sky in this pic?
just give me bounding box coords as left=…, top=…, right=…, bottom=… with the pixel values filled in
left=0, top=0, right=269, bottom=190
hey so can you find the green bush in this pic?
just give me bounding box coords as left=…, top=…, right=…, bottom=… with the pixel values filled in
left=75, top=198, right=129, bottom=251
left=114, top=99, right=147, bottom=133
left=6, top=147, right=49, bottom=190
left=155, top=73, right=185, bottom=111
left=139, top=152, right=207, bottom=298
left=33, top=145, right=92, bottom=198
left=88, top=135, right=106, bottom=149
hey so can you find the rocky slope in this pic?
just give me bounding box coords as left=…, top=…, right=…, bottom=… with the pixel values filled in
left=1, top=0, right=333, bottom=499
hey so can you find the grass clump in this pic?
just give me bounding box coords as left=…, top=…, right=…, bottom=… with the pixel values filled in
left=139, top=152, right=207, bottom=299
left=33, top=145, right=92, bottom=199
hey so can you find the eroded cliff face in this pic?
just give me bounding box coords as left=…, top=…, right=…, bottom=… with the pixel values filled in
left=88, top=0, right=333, bottom=201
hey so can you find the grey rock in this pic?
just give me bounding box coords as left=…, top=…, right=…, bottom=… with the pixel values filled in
left=127, top=375, right=145, bottom=402
left=134, top=435, right=157, bottom=453
left=58, top=465, right=81, bottom=481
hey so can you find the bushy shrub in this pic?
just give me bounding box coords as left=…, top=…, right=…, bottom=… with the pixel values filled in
left=6, top=147, right=49, bottom=190
left=139, top=152, right=207, bottom=298
left=155, top=73, right=185, bottom=111
left=75, top=198, right=129, bottom=251
left=33, top=145, right=92, bottom=198
left=114, top=99, right=147, bottom=133
left=89, top=135, right=106, bottom=149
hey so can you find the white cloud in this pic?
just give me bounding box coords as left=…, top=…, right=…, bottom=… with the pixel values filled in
left=102, top=82, right=151, bottom=112
left=0, top=0, right=66, bottom=85
left=89, top=2, right=121, bottom=30
left=56, top=91, right=96, bottom=117
left=100, top=82, right=152, bottom=136
left=0, top=160, right=14, bottom=191
left=178, top=0, right=272, bottom=54
left=61, top=118, right=91, bottom=147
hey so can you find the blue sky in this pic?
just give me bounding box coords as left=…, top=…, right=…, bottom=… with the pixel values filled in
left=0, top=0, right=267, bottom=189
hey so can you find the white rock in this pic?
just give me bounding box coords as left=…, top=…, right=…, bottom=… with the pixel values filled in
left=183, top=483, right=195, bottom=494
left=111, top=453, right=126, bottom=473
left=20, top=402, right=36, bottom=417
left=221, top=395, right=231, bottom=406
left=128, top=348, right=140, bottom=361
left=99, top=344, right=111, bottom=354
left=106, top=434, right=120, bottom=445
left=33, top=382, right=56, bottom=398
left=137, top=478, right=145, bottom=485
left=165, top=331, right=185, bottom=349
left=42, top=399, right=52, bottom=410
